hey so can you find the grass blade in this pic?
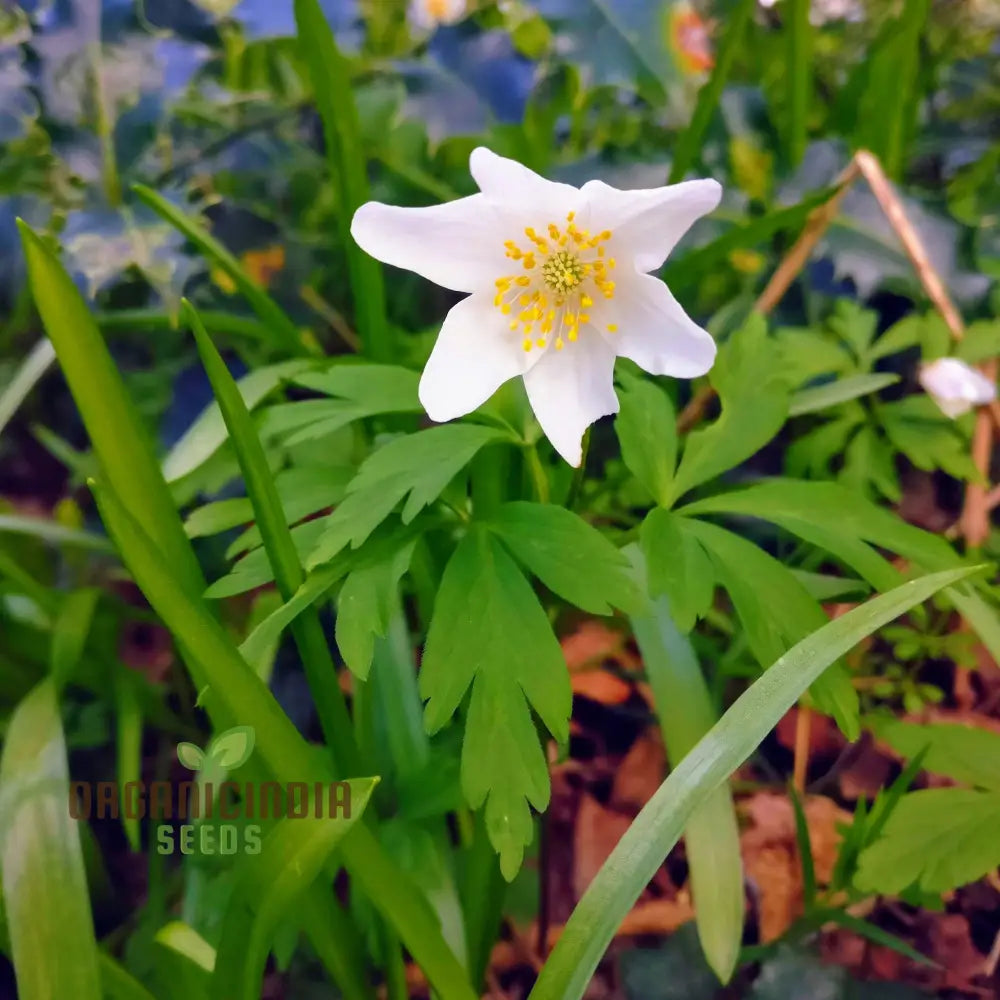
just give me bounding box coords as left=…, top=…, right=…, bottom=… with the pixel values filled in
left=17, top=220, right=204, bottom=596
left=88, top=478, right=476, bottom=1000
left=785, top=0, right=811, bottom=166
left=294, top=0, right=391, bottom=361
left=212, top=782, right=378, bottom=1000
left=668, top=0, right=756, bottom=184
left=626, top=545, right=743, bottom=983
left=0, top=337, right=55, bottom=437
left=0, top=679, right=102, bottom=1000
left=185, top=302, right=359, bottom=773
left=131, top=186, right=307, bottom=357
left=98, top=954, right=161, bottom=1000
left=528, top=565, right=983, bottom=1000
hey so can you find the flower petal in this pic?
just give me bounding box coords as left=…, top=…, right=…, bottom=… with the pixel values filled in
left=594, top=272, right=716, bottom=378
left=919, top=357, right=996, bottom=419
left=351, top=196, right=507, bottom=293
left=419, top=292, right=536, bottom=422
left=581, top=177, right=721, bottom=273
left=523, top=333, right=619, bottom=466
left=469, top=147, right=581, bottom=218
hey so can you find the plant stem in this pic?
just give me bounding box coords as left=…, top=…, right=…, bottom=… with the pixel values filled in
left=525, top=444, right=551, bottom=504
left=462, top=811, right=506, bottom=993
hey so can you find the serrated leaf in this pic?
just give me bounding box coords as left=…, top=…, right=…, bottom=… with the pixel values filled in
left=177, top=742, right=206, bottom=770
left=669, top=314, right=788, bottom=503
left=336, top=539, right=416, bottom=679
left=208, top=725, right=256, bottom=770
left=955, top=320, right=1000, bottom=365
left=163, top=360, right=317, bottom=483
left=855, top=788, right=1000, bottom=894
left=486, top=501, right=641, bottom=615
left=309, top=424, right=509, bottom=565
left=613, top=374, right=677, bottom=506
left=419, top=530, right=571, bottom=878
left=639, top=508, right=714, bottom=633
left=293, top=363, right=420, bottom=408
left=788, top=373, right=899, bottom=417
left=682, top=518, right=860, bottom=739
left=867, top=717, right=1000, bottom=791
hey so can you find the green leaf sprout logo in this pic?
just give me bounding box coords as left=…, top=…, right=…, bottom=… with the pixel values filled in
left=177, top=725, right=256, bottom=772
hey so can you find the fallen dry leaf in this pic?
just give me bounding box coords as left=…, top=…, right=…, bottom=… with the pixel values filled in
left=573, top=794, right=634, bottom=900
left=610, top=730, right=665, bottom=811
left=741, top=792, right=851, bottom=942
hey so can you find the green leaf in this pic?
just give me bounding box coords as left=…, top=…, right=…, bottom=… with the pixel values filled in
left=955, top=320, right=1000, bottom=365
left=527, top=565, right=981, bottom=1000
left=881, top=396, right=980, bottom=482
left=0, top=514, right=113, bottom=552
left=177, top=742, right=206, bottom=770
left=613, top=374, right=677, bottom=506
left=639, top=508, right=714, bottom=633
left=788, top=373, right=899, bottom=416
left=336, top=539, right=416, bottom=679
left=207, top=725, right=256, bottom=770
left=866, top=717, right=1000, bottom=791
left=680, top=478, right=1000, bottom=675
left=855, top=788, right=1000, bottom=895
left=309, top=424, right=509, bottom=564
left=625, top=546, right=742, bottom=984
left=669, top=314, right=788, bottom=503
left=668, top=0, right=756, bottom=183
left=131, top=185, right=305, bottom=356
left=98, top=953, right=161, bottom=1000
left=420, top=530, right=571, bottom=879
left=0, top=337, right=55, bottom=438
left=211, top=780, right=378, bottom=1000
left=0, top=679, right=101, bottom=1000
left=486, top=502, right=642, bottom=615
left=294, top=0, right=390, bottom=360
left=162, top=359, right=316, bottom=483
left=682, top=517, right=859, bottom=739
left=293, top=363, right=420, bottom=407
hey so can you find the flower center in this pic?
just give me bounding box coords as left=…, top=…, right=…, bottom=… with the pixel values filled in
left=493, top=212, right=618, bottom=353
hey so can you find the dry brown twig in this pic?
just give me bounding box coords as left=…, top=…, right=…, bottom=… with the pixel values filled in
left=675, top=148, right=996, bottom=548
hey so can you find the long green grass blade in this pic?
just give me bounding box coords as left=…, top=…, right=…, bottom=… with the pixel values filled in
left=785, top=0, right=811, bottom=166
left=528, top=565, right=982, bottom=1000
left=131, top=186, right=307, bottom=356
left=89, top=479, right=476, bottom=1000
left=0, top=337, right=55, bottom=437
left=185, top=302, right=359, bottom=773
left=98, top=954, right=161, bottom=1000
left=625, top=545, right=742, bottom=984
left=294, top=0, right=391, bottom=361
left=0, top=679, right=102, bottom=1000
left=668, top=0, right=756, bottom=184
left=212, top=782, right=378, bottom=1000
left=16, top=220, right=204, bottom=596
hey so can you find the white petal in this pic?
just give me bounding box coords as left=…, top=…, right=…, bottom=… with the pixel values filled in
left=581, top=177, right=721, bottom=273
left=919, top=357, right=996, bottom=419
left=419, top=292, right=536, bottom=422
left=522, top=334, right=619, bottom=466
left=594, top=272, right=716, bottom=378
left=469, top=147, right=581, bottom=218
left=351, top=196, right=507, bottom=293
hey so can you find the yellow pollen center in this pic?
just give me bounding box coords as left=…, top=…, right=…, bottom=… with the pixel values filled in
left=494, top=213, right=618, bottom=353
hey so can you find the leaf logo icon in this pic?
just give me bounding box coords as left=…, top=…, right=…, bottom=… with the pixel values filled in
left=207, top=726, right=256, bottom=770
left=176, top=742, right=206, bottom=770
left=176, top=726, right=255, bottom=771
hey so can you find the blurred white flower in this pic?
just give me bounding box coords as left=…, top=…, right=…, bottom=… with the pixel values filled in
left=918, top=357, right=997, bottom=419
left=409, top=0, right=467, bottom=31
left=351, top=147, right=720, bottom=465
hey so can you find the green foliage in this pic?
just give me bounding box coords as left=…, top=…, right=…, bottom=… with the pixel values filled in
left=420, top=529, right=572, bottom=879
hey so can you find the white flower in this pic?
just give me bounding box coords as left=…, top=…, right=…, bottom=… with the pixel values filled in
left=351, top=148, right=720, bottom=465
left=409, top=0, right=467, bottom=31
left=918, top=357, right=997, bottom=419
